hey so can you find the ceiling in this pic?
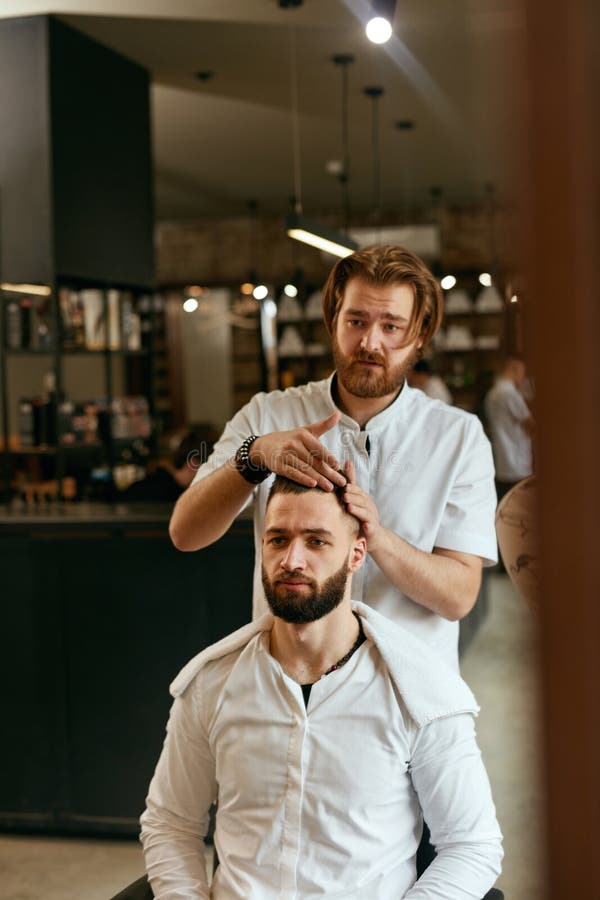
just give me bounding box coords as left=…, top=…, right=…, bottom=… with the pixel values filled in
left=2, top=0, right=524, bottom=222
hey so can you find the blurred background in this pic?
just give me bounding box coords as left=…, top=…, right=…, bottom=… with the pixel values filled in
left=0, top=1, right=597, bottom=898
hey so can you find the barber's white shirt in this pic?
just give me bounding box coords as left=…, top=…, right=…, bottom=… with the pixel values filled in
left=485, top=378, right=532, bottom=482
left=193, top=377, right=497, bottom=669
left=141, top=606, right=503, bottom=900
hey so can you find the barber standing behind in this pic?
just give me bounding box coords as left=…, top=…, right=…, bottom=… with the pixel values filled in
left=169, top=245, right=498, bottom=671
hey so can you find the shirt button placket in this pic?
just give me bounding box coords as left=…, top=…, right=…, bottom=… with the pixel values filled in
left=279, top=714, right=308, bottom=899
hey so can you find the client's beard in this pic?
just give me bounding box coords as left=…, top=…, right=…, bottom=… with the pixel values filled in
left=261, top=560, right=349, bottom=624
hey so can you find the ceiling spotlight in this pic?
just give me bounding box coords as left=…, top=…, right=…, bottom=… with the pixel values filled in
left=284, top=284, right=298, bottom=297
left=441, top=275, right=457, bottom=290
left=240, top=282, right=255, bottom=295
left=365, top=1, right=396, bottom=44
left=253, top=284, right=269, bottom=300
left=479, top=272, right=493, bottom=287
left=366, top=17, right=393, bottom=44
left=510, top=294, right=519, bottom=304
left=183, top=297, right=198, bottom=313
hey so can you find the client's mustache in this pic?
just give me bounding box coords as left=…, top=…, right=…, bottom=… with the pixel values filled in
left=275, top=570, right=315, bottom=587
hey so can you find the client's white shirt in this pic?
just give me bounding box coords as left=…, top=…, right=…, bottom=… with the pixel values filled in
left=141, top=604, right=503, bottom=899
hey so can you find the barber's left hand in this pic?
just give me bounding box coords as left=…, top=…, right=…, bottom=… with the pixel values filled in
left=342, top=460, right=383, bottom=552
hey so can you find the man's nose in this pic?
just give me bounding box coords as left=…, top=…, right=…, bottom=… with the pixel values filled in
left=359, top=324, right=382, bottom=353
left=280, top=540, right=306, bottom=571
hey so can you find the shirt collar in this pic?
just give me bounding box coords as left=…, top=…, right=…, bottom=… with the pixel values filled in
left=326, top=372, right=416, bottom=433
left=170, top=603, right=478, bottom=728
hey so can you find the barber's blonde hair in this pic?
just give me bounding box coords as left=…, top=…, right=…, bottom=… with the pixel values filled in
left=322, top=245, right=443, bottom=349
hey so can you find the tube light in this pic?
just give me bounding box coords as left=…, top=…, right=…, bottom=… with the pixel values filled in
left=0, top=282, right=52, bottom=296
left=285, top=213, right=358, bottom=259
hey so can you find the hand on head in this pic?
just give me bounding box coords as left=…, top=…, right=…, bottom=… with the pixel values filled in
left=250, top=411, right=346, bottom=491
left=341, top=459, right=382, bottom=551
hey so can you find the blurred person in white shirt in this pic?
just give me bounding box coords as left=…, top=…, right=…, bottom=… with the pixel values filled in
left=485, top=358, right=534, bottom=502
left=141, top=477, right=503, bottom=900
left=408, top=358, right=453, bottom=404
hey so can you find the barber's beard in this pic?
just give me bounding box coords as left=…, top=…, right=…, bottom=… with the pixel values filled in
left=261, top=560, right=349, bottom=624
left=333, top=336, right=418, bottom=399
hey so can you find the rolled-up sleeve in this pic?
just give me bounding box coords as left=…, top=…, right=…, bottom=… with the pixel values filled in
left=140, top=681, right=216, bottom=900
left=405, top=713, right=503, bottom=899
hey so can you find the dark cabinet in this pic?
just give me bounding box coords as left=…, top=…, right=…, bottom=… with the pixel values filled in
left=0, top=15, right=154, bottom=288
left=0, top=514, right=254, bottom=836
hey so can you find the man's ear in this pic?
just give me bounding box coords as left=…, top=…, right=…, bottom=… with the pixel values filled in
left=348, top=536, right=367, bottom=573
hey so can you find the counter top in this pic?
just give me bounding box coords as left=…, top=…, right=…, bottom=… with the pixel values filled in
left=0, top=501, right=254, bottom=530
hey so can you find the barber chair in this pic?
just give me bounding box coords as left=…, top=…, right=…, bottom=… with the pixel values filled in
left=110, top=875, right=153, bottom=900
left=110, top=874, right=505, bottom=899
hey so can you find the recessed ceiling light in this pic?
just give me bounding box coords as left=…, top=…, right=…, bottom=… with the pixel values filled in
left=441, top=275, right=457, bottom=290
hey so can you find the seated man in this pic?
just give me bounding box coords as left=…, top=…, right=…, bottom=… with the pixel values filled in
left=140, top=477, right=503, bottom=899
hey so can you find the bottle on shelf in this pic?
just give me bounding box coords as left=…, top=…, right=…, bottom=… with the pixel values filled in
left=59, top=288, right=86, bottom=350
left=6, top=297, right=22, bottom=349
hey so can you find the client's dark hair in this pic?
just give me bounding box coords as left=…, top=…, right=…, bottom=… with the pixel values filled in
left=266, top=476, right=359, bottom=532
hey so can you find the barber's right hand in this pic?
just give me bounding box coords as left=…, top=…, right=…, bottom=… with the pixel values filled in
left=249, top=411, right=346, bottom=490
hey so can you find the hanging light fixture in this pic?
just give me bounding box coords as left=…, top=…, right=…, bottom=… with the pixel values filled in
left=474, top=183, right=504, bottom=313
left=364, top=86, right=384, bottom=234
left=284, top=31, right=357, bottom=258
left=365, top=1, right=397, bottom=44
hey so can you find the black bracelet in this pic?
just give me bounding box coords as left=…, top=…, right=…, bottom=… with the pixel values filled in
left=234, top=435, right=271, bottom=484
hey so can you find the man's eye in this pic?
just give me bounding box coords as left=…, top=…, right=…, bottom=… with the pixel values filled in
left=269, top=537, right=286, bottom=546
left=383, top=323, right=400, bottom=332
left=348, top=319, right=364, bottom=327
left=308, top=538, right=326, bottom=547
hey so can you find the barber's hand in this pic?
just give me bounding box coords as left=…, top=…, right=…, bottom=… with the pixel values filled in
left=250, top=412, right=346, bottom=490
left=342, top=460, right=383, bottom=550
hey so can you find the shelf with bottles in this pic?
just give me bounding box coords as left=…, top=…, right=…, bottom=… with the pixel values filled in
left=425, top=269, right=511, bottom=413
left=0, top=283, right=159, bottom=502
left=428, top=348, right=502, bottom=415
left=2, top=284, right=150, bottom=354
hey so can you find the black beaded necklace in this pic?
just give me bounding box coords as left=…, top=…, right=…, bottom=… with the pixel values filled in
left=322, top=612, right=366, bottom=676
